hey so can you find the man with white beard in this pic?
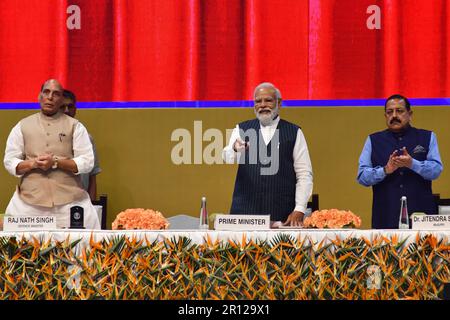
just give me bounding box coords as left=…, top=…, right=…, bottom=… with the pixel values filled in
left=222, top=82, right=313, bottom=227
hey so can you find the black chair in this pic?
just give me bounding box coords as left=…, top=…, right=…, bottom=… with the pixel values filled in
left=306, top=194, right=319, bottom=213
left=434, top=193, right=450, bottom=215
left=92, top=194, right=107, bottom=229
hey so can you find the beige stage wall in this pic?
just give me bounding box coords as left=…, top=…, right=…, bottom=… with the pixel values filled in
left=1, top=106, right=449, bottom=229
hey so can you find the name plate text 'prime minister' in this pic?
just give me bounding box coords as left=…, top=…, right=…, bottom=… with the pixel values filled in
left=214, top=214, right=270, bottom=230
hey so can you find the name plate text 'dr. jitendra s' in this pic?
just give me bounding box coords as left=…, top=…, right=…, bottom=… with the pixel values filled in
left=412, top=214, right=450, bottom=230
left=214, top=214, right=270, bottom=230
left=3, top=216, right=57, bottom=231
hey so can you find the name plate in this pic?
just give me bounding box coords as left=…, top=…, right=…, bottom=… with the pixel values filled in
left=412, top=214, right=450, bottom=230
left=3, top=215, right=57, bottom=231
left=214, top=214, right=270, bottom=230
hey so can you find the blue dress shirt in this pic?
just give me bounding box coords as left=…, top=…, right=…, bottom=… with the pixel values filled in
left=357, top=132, right=443, bottom=186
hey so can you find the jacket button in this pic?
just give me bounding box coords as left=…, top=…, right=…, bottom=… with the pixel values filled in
left=400, top=184, right=403, bottom=188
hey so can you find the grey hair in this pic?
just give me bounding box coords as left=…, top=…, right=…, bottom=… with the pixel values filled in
left=253, top=82, right=282, bottom=100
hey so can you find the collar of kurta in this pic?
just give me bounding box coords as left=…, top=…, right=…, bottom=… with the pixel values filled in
left=39, top=110, right=64, bottom=121
left=389, top=124, right=412, bottom=138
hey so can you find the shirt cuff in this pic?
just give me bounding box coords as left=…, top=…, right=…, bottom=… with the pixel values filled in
left=294, top=205, right=307, bottom=214
left=410, top=159, right=421, bottom=173
left=72, top=158, right=84, bottom=175
left=222, top=148, right=238, bottom=164
left=10, top=158, right=25, bottom=178
left=376, top=166, right=386, bottom=179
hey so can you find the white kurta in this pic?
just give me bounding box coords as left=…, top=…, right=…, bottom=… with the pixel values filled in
left=4, top=121, right=94, bottom=177
left=3, top=117, right=100, bottom=229
left=222, top=116, right=313, bottom=214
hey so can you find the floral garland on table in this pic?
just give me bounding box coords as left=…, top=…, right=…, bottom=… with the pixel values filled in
left=303, top=209, right=362, bottom=229
left=0, top=233, right=447, bottom=299
left=112, top=208, right=170, bottom=230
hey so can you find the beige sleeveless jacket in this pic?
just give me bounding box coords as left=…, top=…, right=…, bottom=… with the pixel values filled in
left=18, top=112, right=84, bottom=207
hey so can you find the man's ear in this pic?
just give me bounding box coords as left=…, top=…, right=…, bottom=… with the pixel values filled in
left=278, top=98, right=282, bottom=108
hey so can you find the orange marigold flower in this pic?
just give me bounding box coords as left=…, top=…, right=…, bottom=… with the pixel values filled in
left=112, top=208, right=170, bottom=230
left=303, top=209, right=362, bottom=229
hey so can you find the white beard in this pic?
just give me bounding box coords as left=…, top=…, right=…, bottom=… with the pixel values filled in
left=255, top=106, right=279, bottom=126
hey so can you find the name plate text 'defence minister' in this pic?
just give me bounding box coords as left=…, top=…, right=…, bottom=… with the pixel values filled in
left=3, top=215, right=57, bottom=231
left=412, top=213, right=450, bottom=230
left=214, top=214, right=270, bottom=230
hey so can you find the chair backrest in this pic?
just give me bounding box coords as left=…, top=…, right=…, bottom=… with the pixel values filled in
left=92, top=194, right=107, bottom=229
left=434, top=194, right=450, bottom=215
left=167, top=214, right=200, bottom=230
left=306, top=194, right=319, bottom=216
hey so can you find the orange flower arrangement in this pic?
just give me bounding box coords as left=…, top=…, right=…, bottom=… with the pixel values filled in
left=112, top=208, right=170, bottom=230
left=303, top=209, right=362, bottom=229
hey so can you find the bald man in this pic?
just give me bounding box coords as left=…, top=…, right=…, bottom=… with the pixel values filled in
left=3, top=79, right=100, bottom=229
left=222, top=82, right=313, bottom=227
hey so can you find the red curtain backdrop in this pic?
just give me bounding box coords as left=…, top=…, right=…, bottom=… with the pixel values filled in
left=0, top=0, right=449, bottom=102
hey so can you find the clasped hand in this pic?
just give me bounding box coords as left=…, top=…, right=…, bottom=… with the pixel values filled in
left=33, top=153, right=54, bottom=171
left=384, top=147, right=412, bottom=174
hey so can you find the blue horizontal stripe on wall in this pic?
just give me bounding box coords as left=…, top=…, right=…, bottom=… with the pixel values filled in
left=1, top=98, right=450, bottom=110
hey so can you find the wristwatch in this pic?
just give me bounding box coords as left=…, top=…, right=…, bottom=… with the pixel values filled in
left=52, top=156, right=59, bottom=169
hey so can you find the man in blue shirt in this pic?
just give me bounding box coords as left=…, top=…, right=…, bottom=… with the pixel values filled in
left=357, top=94, right=443, bottom=229
left=61, top=90, right=102, bottom=201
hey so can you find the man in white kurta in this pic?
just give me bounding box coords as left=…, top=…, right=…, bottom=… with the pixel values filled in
left=222, top=82, right=313, bottom=227
left=3, top=79, right=100, bottom=229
